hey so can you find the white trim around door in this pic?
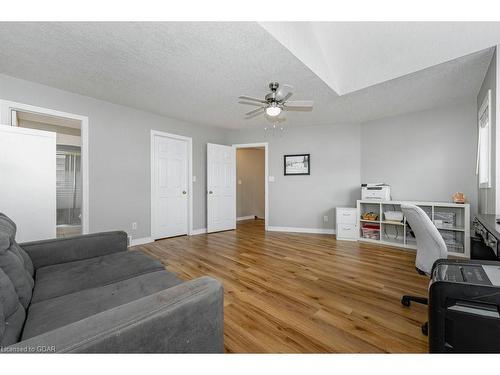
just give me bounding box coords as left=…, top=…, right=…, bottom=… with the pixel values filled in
left=150, top=130, right=193, bottom=240
left=0, top=100, right=90, bottom=235
left=232, top=142, right=269, bottom=231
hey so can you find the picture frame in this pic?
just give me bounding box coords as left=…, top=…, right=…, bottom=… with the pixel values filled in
left=284, top=154, right=310, bottom=176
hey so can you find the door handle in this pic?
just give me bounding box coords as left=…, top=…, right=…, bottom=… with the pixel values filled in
left=208, top=191, right=213, bottom=194
left=182, top=191, right=187, bottom=195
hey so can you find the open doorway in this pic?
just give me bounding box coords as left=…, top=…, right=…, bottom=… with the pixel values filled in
left=0, top=100, right=89, bottom=238
left=15, top=111, right=82, bottom=237
left=234, top=143, right=269, bottom=229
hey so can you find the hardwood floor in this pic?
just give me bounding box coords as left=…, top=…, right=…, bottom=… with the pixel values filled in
left=135, top=219, right=429, bottom=353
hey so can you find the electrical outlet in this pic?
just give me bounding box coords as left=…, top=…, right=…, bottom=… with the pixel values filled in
left=132, top=222, right=137, bottom=230
left=193, top=175, right=197, bottom=182
left=323, top=216, right=329, bottom=222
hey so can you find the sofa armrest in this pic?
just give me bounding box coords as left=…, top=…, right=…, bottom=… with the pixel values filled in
left=8, top=276, right=224, bottom=353
left=20, top=231, right=128, bottom=269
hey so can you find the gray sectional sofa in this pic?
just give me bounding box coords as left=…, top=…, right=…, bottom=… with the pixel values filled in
left=0, top=213, right=224, bottom=353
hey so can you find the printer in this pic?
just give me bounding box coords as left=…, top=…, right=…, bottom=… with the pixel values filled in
left=361, top=183, right=391, bottom=201
left=429, top=259, right=500, bottom=353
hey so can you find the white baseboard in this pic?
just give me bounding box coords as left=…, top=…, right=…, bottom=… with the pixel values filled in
left=335, top=237, right=358, bottom=242
left=131, top=226, right=332, bottom=242
left=237, top=215, right=255, bottom=221
left=190, top=228, right=207, bottom=235
left=267, top=226, right=335, bottom=235
left=129, top=236, right=153, bottom=247
left=130, top=229, right=207, bottom=245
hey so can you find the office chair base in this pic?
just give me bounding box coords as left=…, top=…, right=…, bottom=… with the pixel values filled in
left=401, top=295, right=428, bottom=307
left=421, top=322, right=428, bottom=336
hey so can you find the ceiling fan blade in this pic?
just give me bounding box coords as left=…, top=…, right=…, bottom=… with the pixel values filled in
left=238, top=95, right=267, bottom=104
left=275, top=84, right=294, bottom=101
left=238, top=100, right=266, bottom=107
left=245, top=107, right=265, bottom=117
left=284, top=100, right=314, bottom=108
left=283, top=106, right=313, bottom=112
left=245, top=112, right=265, bottom=120
left=280, top=92, right=293, bottom=102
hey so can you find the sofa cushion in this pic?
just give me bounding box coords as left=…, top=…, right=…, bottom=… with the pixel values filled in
left=22, top=270, right=182, bottom=339
left=0, top=234, right=35, bottom=309
left=31, top=250, right=165, bottom=303
left=0, top=267, right=26, bottom=346
left=0, top=213, right=34, bottom=276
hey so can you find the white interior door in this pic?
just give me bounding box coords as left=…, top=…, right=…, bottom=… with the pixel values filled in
left=152, top=133, right=189, bottom=239
left=207, top=143, right=236, bottom=233
left=0, top=125, right=56, bottom=242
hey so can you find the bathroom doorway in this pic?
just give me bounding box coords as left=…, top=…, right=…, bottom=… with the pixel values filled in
left=0, top=100, right=89, bottom=237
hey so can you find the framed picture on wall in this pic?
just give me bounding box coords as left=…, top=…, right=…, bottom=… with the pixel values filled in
left=284, top=154, right=310, bottom=176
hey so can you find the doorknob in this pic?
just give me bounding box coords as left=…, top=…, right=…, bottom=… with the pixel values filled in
left=182, top=190, right=187, bottom=195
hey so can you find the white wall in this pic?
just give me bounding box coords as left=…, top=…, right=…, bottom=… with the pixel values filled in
left=0, top=73, right=228, bottom=240
left=361, top=97, right=478, bottom=216
left=236, top=148, right=265, bottom=219
left=0, top=72, right=481, bottom=236
left=229, top=99, right=478, bottom=233
left=228, top=124, right=361, bottom=231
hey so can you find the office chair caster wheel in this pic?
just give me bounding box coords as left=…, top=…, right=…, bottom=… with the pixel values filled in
left=401, top=296, right=411, bottom=307
left=421, top=322, right=428, bottom=336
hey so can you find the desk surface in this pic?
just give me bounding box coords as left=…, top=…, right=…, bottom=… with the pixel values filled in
left=476, top=214, right=500, bottom=239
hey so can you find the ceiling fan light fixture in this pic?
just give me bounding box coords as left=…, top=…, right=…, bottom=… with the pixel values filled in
left=265, top=104, right=281, bottom=117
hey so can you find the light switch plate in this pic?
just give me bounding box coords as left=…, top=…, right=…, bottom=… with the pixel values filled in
left=269, top=176, right=275, bottom=182
left=192, top=176, right=197, bottom=182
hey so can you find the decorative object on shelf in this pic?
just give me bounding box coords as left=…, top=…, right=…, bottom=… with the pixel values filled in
left=452, top=192, right=466, bottom=204
left=361, top=212, right=378, bottom=221
left=284, top=154, right=310, bottom=175
left=384, top=211, right=403, bottom=222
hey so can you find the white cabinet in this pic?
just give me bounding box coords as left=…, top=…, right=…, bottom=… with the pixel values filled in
left=336, top=207, right=358, bottom=241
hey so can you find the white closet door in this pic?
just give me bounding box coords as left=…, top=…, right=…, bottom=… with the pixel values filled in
left=152, top=134, right=189, bottom=239
left=0, top=125, right=56, bottom=242
left=207, top=143, right=236, bottom=233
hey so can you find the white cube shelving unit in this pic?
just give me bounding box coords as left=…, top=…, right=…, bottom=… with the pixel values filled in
left=357, top=200, right=470, bottom=258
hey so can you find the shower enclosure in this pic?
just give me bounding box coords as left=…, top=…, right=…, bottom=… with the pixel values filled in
left=56, top=145, right=82, bottom=236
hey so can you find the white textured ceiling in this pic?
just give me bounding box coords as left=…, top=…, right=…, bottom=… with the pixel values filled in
left=0, top=22, right=496, bottom=129
left=327, top=47, right=494, bottom=123
left=261, top=22, right=500, bottom=95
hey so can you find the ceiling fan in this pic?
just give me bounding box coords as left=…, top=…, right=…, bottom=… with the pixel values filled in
left=238, top=82, right=314, bottom=120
